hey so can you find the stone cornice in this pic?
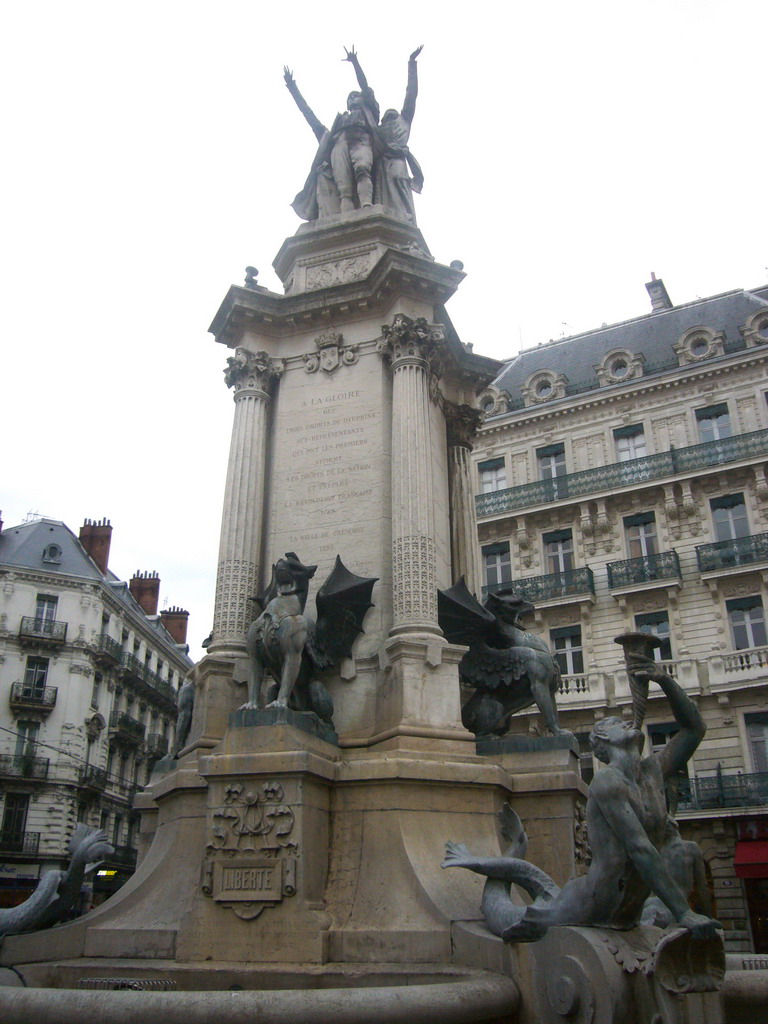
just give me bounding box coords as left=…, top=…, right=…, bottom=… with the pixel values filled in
left=208, top=248, right=465, bottom=345
left=480, top=346, right=768, bottom=441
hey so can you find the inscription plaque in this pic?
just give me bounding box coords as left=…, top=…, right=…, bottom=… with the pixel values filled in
left=213, top=860, right=282, bottom=902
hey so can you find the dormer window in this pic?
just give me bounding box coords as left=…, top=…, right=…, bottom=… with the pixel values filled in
left=673, top=326, right=725, bottom=365
left=741, top=310, right=768, bottom=348
left=42, top=544, right=62, bottom=563
left=522, top=371, right=567, bottom=407
left=476, top=385, right=509, bottom=417
left=595, top=349, right=644, bottom=386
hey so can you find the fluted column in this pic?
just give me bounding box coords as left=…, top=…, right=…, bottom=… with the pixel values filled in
left=209, top=348, right=283, bottom=656
left=381, top=315, right=444, bottom=637
left=445, top=402, right=483, bottom=596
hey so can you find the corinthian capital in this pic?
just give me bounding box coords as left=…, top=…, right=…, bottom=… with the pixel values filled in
left=444, top=402, right=483, bottom=449
left=223, top=348, right=284, bottom=393
left=378, top=314, right=445, bottom=371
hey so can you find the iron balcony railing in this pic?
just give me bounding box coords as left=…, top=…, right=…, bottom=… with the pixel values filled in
left=696, top=533, right=768, bottom=573
left=485, top=567, right=595, bottom=604
left=146, top=733, right=169, bottom=758
left=607, top=550, right=681, bottom=589
left=109, top=711, right=146, bottom=745
left=120, top=652, right=177, bottom=705
left=476, top=427, right=768, bottom=517
left=19, top=616, right=68, bottom=643
left=93, top=633, right=123, bottom=665
left=0, top=831, right=40, bottom=855
left=79, top=764, right=108, bottom=790
left=0, top=754, right=50, bottom=780
left=678, top=771, right=768, bottom=811
left=9, top=681, right=58, bottom=709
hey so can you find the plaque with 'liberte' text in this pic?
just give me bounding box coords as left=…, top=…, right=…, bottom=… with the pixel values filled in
left=212, top=860, right=282, bottom=903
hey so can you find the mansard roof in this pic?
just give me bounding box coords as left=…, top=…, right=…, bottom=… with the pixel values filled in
left=493, top=285, right=768, bottom=410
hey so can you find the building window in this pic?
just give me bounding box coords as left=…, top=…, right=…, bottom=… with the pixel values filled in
left=100, top=810, right=110, bottom=834
left=574, top=732, right=595, bottom=784
left=537, top=443, right=566, bottom=480
left=551, top=625, right=583, bottom=675
left=543, top=529, right=574, bottom=574
left=624, top=512, right=658, bottom=559
left=727, top=597, right=767, bottom=650
left=746, top=713, right=768, bottom=774
left=22, top=656, right=49, bottom=697
left=14, top=721, right=40, bottom=758
left=711, top=494, right=749, bottom=542
left=478, top=457, right=507, bottom=493
left=635, top=611, right=672, bottom=661
left=696, top=403, right=731, bottom=443
left=91, top=673, right=102, bottom=709
left=614, top=425, right=647, bottom=462
left=35, top=594, right=58, bottom=626
left=113, top=814, right=123, bottom=847
left=1, top=793, right=30, bottom=849
left=482, top=542, right=512, bottom=590
left=648, top=721, right=689, bottom=786
left=42, top=543, right=62, bottom=563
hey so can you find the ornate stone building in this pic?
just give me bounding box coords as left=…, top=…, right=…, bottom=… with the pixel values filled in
left=471, top=278, right=768, bottom=952
left=0, top=516, right=192, bottom=908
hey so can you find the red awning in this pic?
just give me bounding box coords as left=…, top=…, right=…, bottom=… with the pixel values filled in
left=734, top=840, right=768, bottom=878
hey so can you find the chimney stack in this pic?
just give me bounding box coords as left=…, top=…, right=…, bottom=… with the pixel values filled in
left=129, top=571, right=161, bottom=616
left=79, top=518, right=113, bottom=575
left=645, top=272, right=673, bottom=313
left=160, top=606, right=189, bottom=646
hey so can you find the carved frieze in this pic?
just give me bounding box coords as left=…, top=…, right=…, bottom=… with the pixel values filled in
left=304, top=252, right=373, bottom=290
left=203, top=780, right=297, bottom=921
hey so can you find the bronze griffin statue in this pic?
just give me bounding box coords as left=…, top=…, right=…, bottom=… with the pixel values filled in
left=437, top=578, right=571, bottom=739
left=243, top=553, right=377, bottom=728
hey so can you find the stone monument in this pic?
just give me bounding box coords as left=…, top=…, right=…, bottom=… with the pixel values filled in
left=1, top=49, right=751, bottom=1024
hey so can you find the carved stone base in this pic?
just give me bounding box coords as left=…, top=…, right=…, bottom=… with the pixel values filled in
left=230, top=705, right=339, bottom=746
left=476, top=733, right=580, bottom=756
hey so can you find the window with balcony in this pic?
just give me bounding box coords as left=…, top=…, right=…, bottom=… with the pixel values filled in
left=614, top=425, right=647, bottom=462
left=483, top=542, right=512, bottom=590
left=624, top=512, right=658, bottom=559
left=537, top=443, right=566, bottom=484
left=35, top=594, right=58, bottom=625
left=746, top=713, right=768, bottom=774
left=478, top=457, right=507, bottom=493
left=696, top=403, right=731, bottom=443
left=727, top=597, right=767, bottom=650
left=635, top=611, right=672, bottom=661
left=551, top=625, right=583, bottom=675
left=22, top=656, right=49, bottom=698
left=711, top=494, right=749, bottom=542
left=1, top=793, right=30, bottom=850
left=14, top=721, right=39, bottom=758
left=543, top=530, right=574, bottom=574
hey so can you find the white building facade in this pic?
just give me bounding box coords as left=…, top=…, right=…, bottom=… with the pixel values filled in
left=472, top=280, right=768, bottom=953
left=0, top=517, right=192, bottom=908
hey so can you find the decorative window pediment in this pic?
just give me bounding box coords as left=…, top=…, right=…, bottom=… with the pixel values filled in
left=673, top=326, right=725, bottom=366
left=740, top=309, right=768, bottom=349
left=594, top=349, right=644, bottom=386
left=521, top=371, right=568, bottom=407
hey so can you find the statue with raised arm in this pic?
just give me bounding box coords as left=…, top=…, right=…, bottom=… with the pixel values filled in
left=345, top=45, right=424, bottom=225
left=286, top=46, right=380, bottom=220
left=442, top=654, right=722, bottom=943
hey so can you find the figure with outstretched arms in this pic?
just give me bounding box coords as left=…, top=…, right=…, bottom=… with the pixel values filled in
left=344, top=45, right=425, bottom=224
left=443, top=654, right=722, bottom=943
left=287, top=47, right=380, bottom=219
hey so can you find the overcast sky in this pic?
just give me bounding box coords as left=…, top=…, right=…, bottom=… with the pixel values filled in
left=2, top=1, right=765, bottom=660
